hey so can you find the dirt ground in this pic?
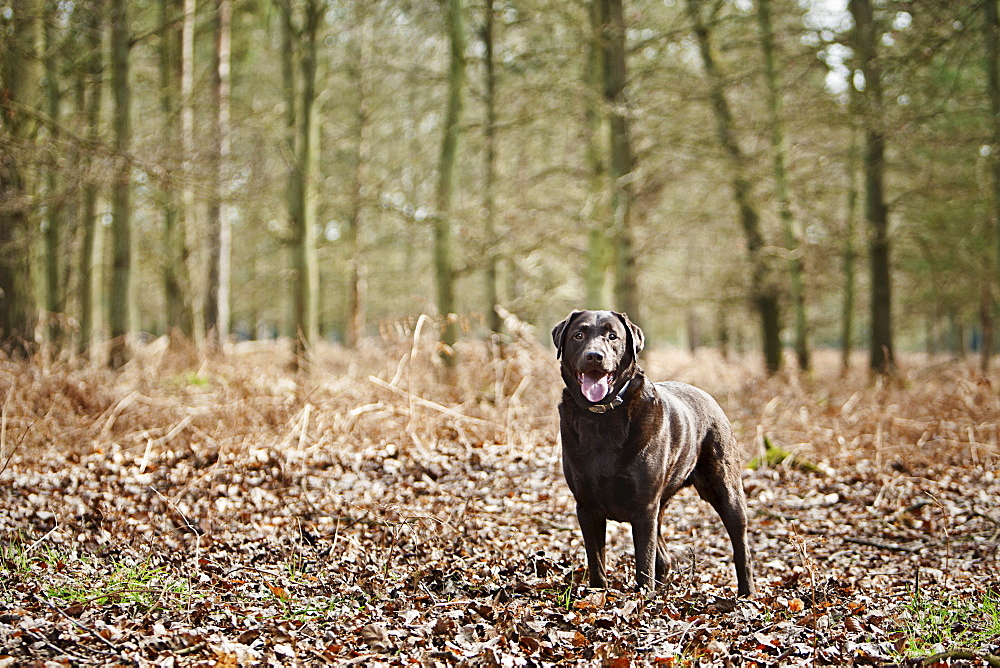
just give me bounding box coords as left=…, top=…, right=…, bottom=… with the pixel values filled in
left=2, top=333, right=999, bottom=666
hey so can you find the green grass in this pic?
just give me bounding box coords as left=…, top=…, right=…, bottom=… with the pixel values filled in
left=897, top=589, right=1000, bottom=658
left=1, top=538, right=78, bottom=576
left=1, top=539, right=37, bottom=574
left=167, top=371, right=213, bottom=389
left=44, top=557, right=189, bottom=610
left=540, top=584, right=575, bottom=611
left=3, top=541, right=189, bottom=611
left=274, top=594, right=355, bottom=622
left=747, top=435, right=820, bottom=473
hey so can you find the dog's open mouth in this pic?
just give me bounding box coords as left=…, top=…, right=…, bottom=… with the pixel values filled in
left=578, top=370, right=614, bottom=403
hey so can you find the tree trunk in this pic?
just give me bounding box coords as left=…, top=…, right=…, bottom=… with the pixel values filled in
left=686, top=0, right=782, bottom=374
left=78, top=0, right=103, bottom=358
left=601, top=0, right=639, bottom=319
left=43, top=0, right=63, bottom=351
left=984, top=0, right=1000, bottom=371
left=952, top=313, right=966, bottom=358
left=108, top=0, right=132, bottom=369
left=279, top=4, right=299, bottom=342
left=0, top=0, right=38, bottom=359
left=716, top=306, right=730, bottom=360
left=205, top=0, right=232, bottom=349
left=584, top=0, right=610, bottom=310
left=841, top=126, right=860, bottom=375
left=303, top=2, right=321, bottom=356
left=288, top=0, right=321, bottom=368
left=981, top=281, right=995, bottom=370
left=159, top=0, right=191, bottom=344
left=481, top=0, right=501, bottom=335
left=174, top=0, right=196, bottom=344
left=345, top=3, right=369, bottom=349
left=849, top=0, right=894, bottom=374
left=435, top=0, right=466, bottom=366
left=757, top=0, right=808, bottom=371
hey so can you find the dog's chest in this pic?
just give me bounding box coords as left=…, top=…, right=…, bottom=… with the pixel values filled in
left=560, top=408, right=662, bottom=520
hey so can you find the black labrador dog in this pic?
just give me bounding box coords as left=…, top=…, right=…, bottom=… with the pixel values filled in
left=552, top=310, right=755, bottom=596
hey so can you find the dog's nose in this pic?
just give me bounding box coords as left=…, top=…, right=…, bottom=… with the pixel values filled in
left=585, top=351, right=604, bottom=364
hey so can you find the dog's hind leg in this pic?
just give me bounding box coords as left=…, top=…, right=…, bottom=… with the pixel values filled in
left=690, top=452, right=756, bottom=597
left=654, top=507, right=672, bottom=587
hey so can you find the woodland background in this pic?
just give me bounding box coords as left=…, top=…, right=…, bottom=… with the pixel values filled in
left=3, top=1, right=1000, bottom=666
left=1, top=0, right=999, bottom=370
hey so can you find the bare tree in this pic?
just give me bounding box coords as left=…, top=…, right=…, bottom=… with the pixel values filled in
left=108, top=0, right=132, bottom=369
left=842, top=124, right=860, bottom=374
left=42, top=0, right=64, bottom=350
left=0, top=0, right=39, bottom=359
left=686, top=0, right=782, bottom=374
left=481, top=0, right=501, bottom=335
left=849, top=0, right=893, bottom=374
left=435, top=0, right=466, bottom=366
left=584, top=0, right=610, bottom=310
left=758, top=0, right=809, bottom=371
left=205, top=0, right=233, bottom=348
left=983, top=0, right=1000, bottom=371
left=175, top=0, right=197, bottom=344
left=277, top=0, right=322, bottom=368
left=344, top=2, right=370, bottom=349
left=159, top=0, right=193, bottom=344
left=601, top=0, right=638, bottom=319
left=77, top=0, right=104, bottom=358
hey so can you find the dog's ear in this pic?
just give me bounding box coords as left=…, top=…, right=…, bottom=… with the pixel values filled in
left=614, top=312, right=644, bottom=360
left=551, top=311, right=582, bottom=360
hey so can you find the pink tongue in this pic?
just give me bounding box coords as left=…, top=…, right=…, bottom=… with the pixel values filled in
left=581, top=374, right=610, bottom=402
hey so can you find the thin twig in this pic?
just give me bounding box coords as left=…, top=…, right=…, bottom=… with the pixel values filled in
left=175, top=641, right=208, bottom=656
left=843, top=536, right=921, bottom=553
left=140, top=414, right=195, bottom=472
left=148, top=485, right=202, bottom=563
left=34, top=595, right=127, bottom=659
left=405, top=314, right=432, bottom=437
left=0, top=422, right=34, bottom=473
left=98, top=391, right=141, bottom=438
left=920, top=648, right=1000, bottom=668
left=22, top=627, right=102, bottom=661
left=519, top=514, right=574, bottom=532
left=23, top=523, right=60, bottom=558
left=0, top=392, right=31, bottom=476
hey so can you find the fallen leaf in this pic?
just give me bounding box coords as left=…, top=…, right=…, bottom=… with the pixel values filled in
left=359, top=624, right=391, bottom=652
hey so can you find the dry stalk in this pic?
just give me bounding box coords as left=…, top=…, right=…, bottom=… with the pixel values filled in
left=139, top=414, right=194, bottom=473
left=368, top=375, right=496, bottom=428
left=506, top=375, right=529, bottom=448
left=789, top=528, right=824, bottom=603
left=23, top=523, right=60, bottom=558
left=34, top=594, right=126, bottom=660
left=1, top=385, right=7, bottom=467
left=3, top=345, right=999, bottom=475
left=149, top=484, right=202, bottom=564
left=0, top=382, right=30, bottom=476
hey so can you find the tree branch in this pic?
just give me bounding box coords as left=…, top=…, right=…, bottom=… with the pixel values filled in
left=920, top=648, right=1000, bottom=668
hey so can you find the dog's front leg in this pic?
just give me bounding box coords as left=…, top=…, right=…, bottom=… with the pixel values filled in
left=632, top=511, right=659, bottom=591
left=576, top=507, right=608, bottom=588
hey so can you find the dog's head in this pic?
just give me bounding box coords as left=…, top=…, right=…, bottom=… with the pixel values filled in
left=552, top=310, right=644, bottom=408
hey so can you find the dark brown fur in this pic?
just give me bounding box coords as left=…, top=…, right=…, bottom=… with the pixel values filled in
left=552, top=310, right=755, bottom=595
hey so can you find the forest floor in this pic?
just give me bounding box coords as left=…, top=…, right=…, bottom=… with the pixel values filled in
left=2, top=324, right=1000, bottom=667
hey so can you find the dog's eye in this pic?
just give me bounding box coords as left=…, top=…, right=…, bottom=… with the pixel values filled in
left=608, top=332, right=618, bottom=340
left=573, top=332, right=584, bottom=340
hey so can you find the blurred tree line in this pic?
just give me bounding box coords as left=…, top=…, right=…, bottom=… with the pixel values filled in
left=1, top=0, right=998, bottom=374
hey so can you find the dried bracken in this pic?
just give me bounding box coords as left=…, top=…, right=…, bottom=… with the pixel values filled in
left=1, top=329, right=999, bottom=666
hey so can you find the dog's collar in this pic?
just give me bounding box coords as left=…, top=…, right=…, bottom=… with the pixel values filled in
left=587, top=377, right=633, bottom=413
